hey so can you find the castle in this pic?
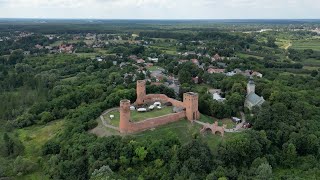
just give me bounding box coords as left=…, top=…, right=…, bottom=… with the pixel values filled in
left=119, top=80, right=200, bottom=133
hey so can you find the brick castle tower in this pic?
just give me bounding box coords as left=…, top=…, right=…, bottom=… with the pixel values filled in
left=136, top=80, right=146, bottom=105
left=183, top=92, right=200, bottom=121
left=119, top=99, right=131, bottom=133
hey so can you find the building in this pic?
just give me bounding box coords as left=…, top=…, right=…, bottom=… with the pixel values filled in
left=213, top=53, right=222, bottom=61
left=207, top=68, right=225, bottom=74
left=209, top=89, right=225, bottom=102
left=148, top=57, right=159, bottom=63
left=191, top=59, right=199, bottom=66
left=136, top=59, right=145, bottom=64
left=244, top=77, right=265, bottom=110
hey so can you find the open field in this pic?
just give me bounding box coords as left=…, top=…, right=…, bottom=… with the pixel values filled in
left=237, top=52, right=264, bottom=60
left=276, top=39, right=292, bottom=49
left=0, top=120, right=65, bottom=180
left=151, top=45, right=177, bottom=55
left=291, top=39, right=320, bottom=51
left=16, top=119, right=65, bottom=158
left=146, top=66, right=162, bottom=71
left=104, top=106, right=173, bottom=127
left=301, top=58, right=320, bottom=67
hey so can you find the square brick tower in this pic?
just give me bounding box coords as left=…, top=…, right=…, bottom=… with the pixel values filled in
left=183, top=92, right=200, bottom=121
left=119, top=99, right=131, bottom=133
left=136, top=80, right=146, bottom=105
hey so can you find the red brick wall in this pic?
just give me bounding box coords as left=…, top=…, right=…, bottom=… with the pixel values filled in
left=124, top=111, right=186, bottom=133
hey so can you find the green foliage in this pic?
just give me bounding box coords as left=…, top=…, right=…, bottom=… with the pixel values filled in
left=13, top=156, right=37, bottom=176
left=2, top=133, right=24, bottom=157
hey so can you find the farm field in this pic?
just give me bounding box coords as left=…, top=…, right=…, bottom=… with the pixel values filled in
left=291, top=39, right=320, bottom=51
left=301, top=58, right=320, bottom=67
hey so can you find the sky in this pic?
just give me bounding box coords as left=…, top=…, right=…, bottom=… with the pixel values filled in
left=0, top=0, right=319, bottom=19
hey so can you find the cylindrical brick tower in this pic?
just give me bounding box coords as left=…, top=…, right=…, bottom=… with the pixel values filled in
left=119, top=99, right=131, bottom=133
left=136, top=80, right=146, bottom=105
left=183, top=92, right=200, bottom=121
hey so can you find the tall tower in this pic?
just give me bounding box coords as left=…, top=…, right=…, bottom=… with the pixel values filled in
left=136, top=80, right=146, bottom=105
left=183, top=92, right=200, bottom=121
left=119, top=99, right=131, bottom=133
left=247, top=76, right=255, bottom=94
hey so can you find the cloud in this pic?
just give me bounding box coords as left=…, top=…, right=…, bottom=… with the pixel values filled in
left=0, top=0, right=319, bottom=19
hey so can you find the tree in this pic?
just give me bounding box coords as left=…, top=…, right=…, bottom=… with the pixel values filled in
left=255, top=163, right=272, bottom=180
left=8, top=50, right=24, bottom=65
left=13, top=156, right=37, bottom=176
left=282, top=143, right=297, bottom=168
left=135, top=147, right=148, bottom=161
left=3, top=133, right=24, bottom=157
left=40, top=111, right=54, bottom=124
left=178, top=70, right=192, bottom=84
left=311, top=70, right=318, bottom=77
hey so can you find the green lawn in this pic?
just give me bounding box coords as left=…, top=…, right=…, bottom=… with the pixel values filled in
left=105, top=106, right=173, bottom=127
left=146, top=66, right=162, bottom=71
left=237, top=53, right=264, bottom=60
left=16, top=119, right=65, bottom=158
left=291, top=39, right=320, bottom=51
left=75, top=52, right=97, bottom=58
left=133, top=119, right=242, bottom=151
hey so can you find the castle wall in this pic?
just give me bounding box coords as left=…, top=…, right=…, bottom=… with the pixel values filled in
left=184, top=92, right=200, bottom=121
left=124, top=111, right=186, bottom=133
left=119, top=100, right=131, bottom=133
left=120, top=80, right=199, bottom=134
left=143, top=94, right=185, bottom=107
left=136, top=80, right=146, bottom=105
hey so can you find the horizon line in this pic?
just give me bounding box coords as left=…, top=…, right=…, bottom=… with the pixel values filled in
left=0, top=18, right=320, bottom=20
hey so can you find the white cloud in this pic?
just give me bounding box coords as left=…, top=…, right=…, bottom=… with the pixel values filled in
left=0, top=0, right=319, bottom=19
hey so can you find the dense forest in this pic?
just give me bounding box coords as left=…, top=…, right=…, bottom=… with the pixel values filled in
left=0, top=21, right=320, bottom=179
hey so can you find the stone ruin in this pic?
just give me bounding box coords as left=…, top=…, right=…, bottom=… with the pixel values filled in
left=200, top=121, right=226, bottom=137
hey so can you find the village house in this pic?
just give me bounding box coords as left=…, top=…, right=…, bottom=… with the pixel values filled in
left=207, top=68, right=225, bottom=74
left=59, top=44, right=74, bottom=53
left=148, top=57, right=159, bottom=63
left=183, top=51, right=196, bottom=56
left=212, top=53, right=222, bottom=61
left=208, top=89, right=225, bottom=102
left=191, top=59, right=200, bottom=66
left=178, top=59, right=189, bottom=64
left=35, top=44, right=43, bottom=49
left=23, top=51, right=30, bottom=56
left=136, top=59, right=145, bottom=64
left=192, top=77, right=199, bottom=84
left=145, top=63, right=154, bottom=68
left=129, top=55, right=138, bottom=60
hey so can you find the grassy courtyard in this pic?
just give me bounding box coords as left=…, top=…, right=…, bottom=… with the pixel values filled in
left=104, top=106, right=173, bottom=127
